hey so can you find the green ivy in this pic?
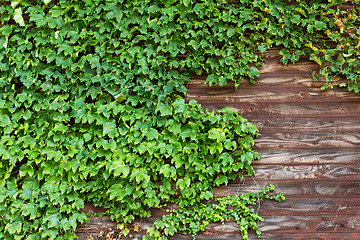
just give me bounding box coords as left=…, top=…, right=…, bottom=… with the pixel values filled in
left=0, top=0, right=359, bottom=239
left=145, top=185, right=285, bottom=240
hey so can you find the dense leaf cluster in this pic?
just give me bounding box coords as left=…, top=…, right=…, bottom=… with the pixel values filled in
left=146, top=185, right=284, bottom=240
left=0, top=0, right=359, bottom=239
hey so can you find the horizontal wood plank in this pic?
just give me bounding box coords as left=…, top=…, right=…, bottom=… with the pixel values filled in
left=77, top=232, right=360, bottom=240
left=259, top=198, right=360, bottom=216
left=215, top=180, right=360, bottom=198
left=76, top=214, right=360, bottom=239
left=252, top=164, right=360, bottom=181
left=254, top=149, right=360, bottom=165
left=253, top=132, right=360, bottom=149
left=248, top=117, right=360, bottom=133
left=195, top=102, right=360, bottom=117
left=76, top=217, right=116, bottom=233
left=77, top=44, right=360, bottom=239
left=187, top=83, right=360, bottom=102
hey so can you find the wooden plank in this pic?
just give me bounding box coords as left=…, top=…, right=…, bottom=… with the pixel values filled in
left=187, top=75, right=319, bottom=89
left=187, top=60, right=348, bottom=88
left=248, top=117, right=360, bottom=133
left=188, top=59, right=318, bottom=80
left=164, top=232, right=360, bottom=240
left=259, top=198, right=360, bottom=216
left=254, top=149, right=360, bottom=165
left=250, top=232, right=360, bottom=240
left=252, top=164, right=360, bottom=181
left=77, top=196, right=360, bottom=238
left=253, top=132, right=360, bottom=149
left=76, top=216, right=116, bottom=233
left=77, top=231, right=360, bottom=240
left=200, top=215, right=360, bottom=233
left=195, top=102, right=360, bottom=117
left=258, top=215, right=360, bottom=233
left=186, top=86, right=360, bottom=102
left=80, top=197, right=360, bottom=223
left=76, top=215, right=360, bottom=239
left=214, top=180, right=360, bottom=198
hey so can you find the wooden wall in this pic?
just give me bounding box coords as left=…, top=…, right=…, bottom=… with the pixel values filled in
left=76, top=50, right=360, bottom=239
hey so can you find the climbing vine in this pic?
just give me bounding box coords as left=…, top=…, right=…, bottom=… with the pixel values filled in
left=0, top=0, right=358, bottom=239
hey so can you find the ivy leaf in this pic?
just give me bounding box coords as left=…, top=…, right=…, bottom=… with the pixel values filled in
left=50, top=6, right=63, bottom=18
left=160, top=164, right=176, bottom=179
left=227, top=28, right=235, bottom=38
left=11, top=0, right=21, bottom=8
left=54, top=124, right=67, bottom=133
left=22, top=203, right=37, bottom=220
left=107, top=183, right=123, bottom=200
left=156, top=103, right=172, bottom=116
left=258, top=44, right=267, bottom=53
left=133, top=169, right=150, bottom=184
left=219, top=152, right=233, bottom=165
left=290, top=15, right=301, bottom=24
left=110, top=161, right=130, bottom=177
left=214, top=175, right=228, bottom=186
left=103, top=122, right=117, bottom=138
left=183, top=0, right=191, bottom=7
left=176, top=177, right=191, bottom=190
left=200, top=191, right=213, bottom=200
left=19, top=165, right=34, bottom=177
left=314, top=21, right=326, bottom=30
left=128, top=46, right=141, bottom=57
left=208, top=128, right=226, bottom=141
left=146, top=128, right=158, bottom=140
left=14, top=8, right=25, bottom=26
left=5, top=221, right=22, bottom=234
left=47, top=214, right=61, bottom=228
left=0, top=114, right=11, bottom=127
left=248, top=67, right=260, bottom=78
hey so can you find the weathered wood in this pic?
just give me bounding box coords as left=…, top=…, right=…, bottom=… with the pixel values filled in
left=249, top=117, right=360, bottom=133
left=187, top=88, right=360, bottom=104
left=214, top=180, right=360, bottom=198
left=76, top=214, right=360, bottom=240
left=253, top=132, right=360, bottom=149
left=248, top=232, right=360, bottom=240
left=187, top=60, right=348, bottom=89
left=253, top=164, right=360, bottom=180
left=76, top=217, right=116, bottom=233
left=76, top=46, right=360, bottom=239
left=258, top=215, right=360, bottom=232
left=197, top=101, right=360, bottom=117
left=254, top=149, right=360, bottom=165
left=259, top=198, right=360, bottom=216
left=77, top=231, right=360, bottom=240
left=187, top=75, right=320, bottom=88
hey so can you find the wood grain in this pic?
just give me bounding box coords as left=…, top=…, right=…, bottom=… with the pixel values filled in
left=76, top=214, right=360, bottom=240
left=254, top=149, right=360, bottom=165
left=196, top=101, right=360, bottom=117
left=76, top=46, right=360, bottom=239
left=77, top=232, right=360, bottom=240
left=76, top=217, right=116, bottom=233
left=249, top=117, right=360, bottom=133
left=187, top=87, right=360, bottom=103
left=253, top=132, right=360, bottom=149
left=252, top=164, right=360, bottom=181
left=259, top=198, right=360, bottom=216
left=214, top=180, right=360, bottom=198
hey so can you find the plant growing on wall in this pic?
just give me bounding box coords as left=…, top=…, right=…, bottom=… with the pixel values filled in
left=0, top=0, right=358, bottom=239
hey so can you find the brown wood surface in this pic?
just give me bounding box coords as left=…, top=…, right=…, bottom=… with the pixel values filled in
left=76, top=53, right=360, bottom=239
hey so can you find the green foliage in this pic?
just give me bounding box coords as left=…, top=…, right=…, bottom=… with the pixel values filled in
left=0, top=0, right=359, bottom=239
left=145, top=185, right=285, bottom=240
